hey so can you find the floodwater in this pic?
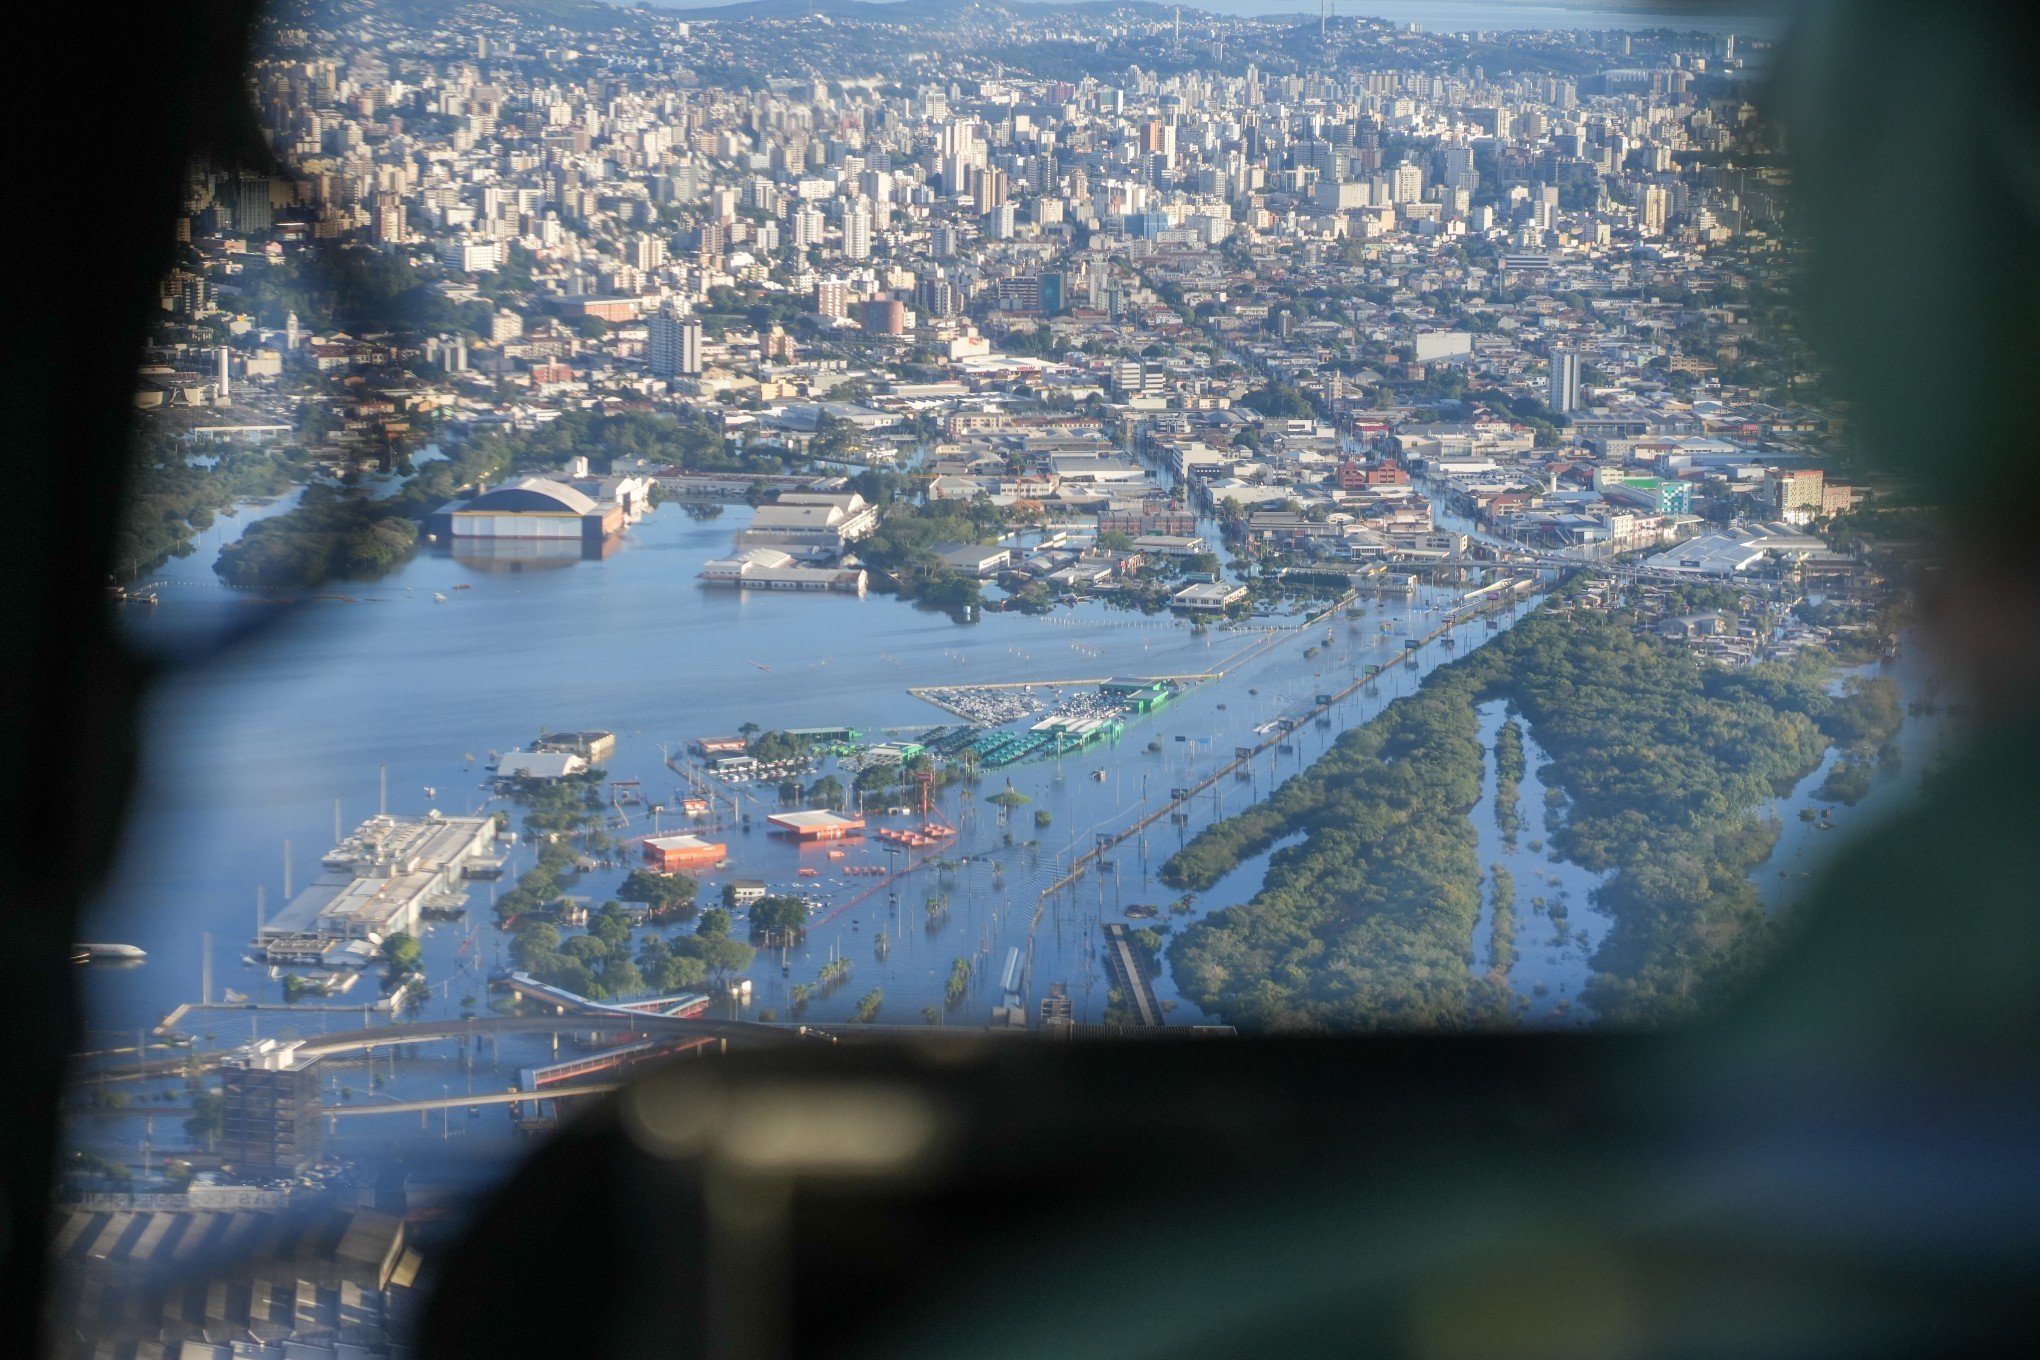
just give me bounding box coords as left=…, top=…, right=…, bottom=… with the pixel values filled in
left=83, top=498, right=1527, bottom=1065
left=1467, top=699, right=1612, bottom=1024
left=72, top=493, right=1963, bottom=1165
left=1754, top=638, right=1960, bottom=910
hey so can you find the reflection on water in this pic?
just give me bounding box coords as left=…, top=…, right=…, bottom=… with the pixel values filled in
left=1468, top=699, right=1612, bottom=1025
left=445, top=535, right=616, bottom=571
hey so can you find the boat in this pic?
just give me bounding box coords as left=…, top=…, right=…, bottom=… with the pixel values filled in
left=746, top=660, right=772, bottom=671
left=1091, top=769, right=1107, bottom=782
left=70, top=942, right=146, bottom=964
left=433, top=592, right=448, bottom=603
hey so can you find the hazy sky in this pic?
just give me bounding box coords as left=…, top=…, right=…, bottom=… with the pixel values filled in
left=634, top=0, right=1783, bottom=33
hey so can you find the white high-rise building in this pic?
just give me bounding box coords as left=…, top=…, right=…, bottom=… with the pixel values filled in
left=792, top=205, right=825, bottom=250
left=1548, top=349, right=1581, bottom=415
left=843, top=203, right=873, bottom=259
left=1438, top=144, right=1477, bottom=192
left=1641, top=183, right=1669, bottom=237
left=1391, top=161, right=1425, bottom=204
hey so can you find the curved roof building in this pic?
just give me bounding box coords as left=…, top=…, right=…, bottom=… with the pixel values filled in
left=458, top=477, right=599, bottom=517
left=436, top=476, right=622, bottom=544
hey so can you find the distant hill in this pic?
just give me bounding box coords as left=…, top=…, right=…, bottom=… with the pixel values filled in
left=641, top=0, right=1179, bottom=23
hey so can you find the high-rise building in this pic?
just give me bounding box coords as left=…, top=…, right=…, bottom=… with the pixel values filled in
left=1391, top=161, right=1425, bottom=204
left=680, top=317, right=702, bottom=376
left=815, top=277, right=848, bottom=320
left=792, top=205, right=825, bottom=251
left=1039, top=272, right=1066, bottom=315
left=1438, top=144, right=1477, bottom=193
left=843, top=203, right=872, bottom=259
left=917, top=273, right=958, bottom=318
left=1768, top=467, right=1826, bottom=519
left=233, top=176, right=274, bottom=233
left=648, top=312, right=702, bottom=377
left=371, top=197, right=406, bottom=244
left=220, top=1042, right=322, bottom=1178
left=1548, top=349, right=1581, bottom=414
left=1641, top=183, right=1670, bottom=237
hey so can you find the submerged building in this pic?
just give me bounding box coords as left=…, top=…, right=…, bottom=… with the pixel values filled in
left=430, top=476, right=625, bottom=548
left=640, top=833, right=729, bottom=871
left=765, top=809, right=866, bottom=841
left=260, top=812, right=498, bottom=951
left=731, top=492, right=877, bottom=560
left=699, top=547, right=867, bottom=594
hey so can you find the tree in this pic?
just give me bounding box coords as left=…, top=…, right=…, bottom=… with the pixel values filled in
left=1237, top=381, right=1319, bottom=421
left=382, top=931, right=422, bottom=980
left=591, top=901, right=633, bottom=950
left=511, top=920, right=560, bottom=969
left=654, top=952, right=709, bottom=993
left=618, top=869, right=698, bottom=915
left=688, top=934, right=754, bottom=978
left=696, top=907, right=732, bottom=938
left=603, top=957, right=646, bottom=997
left=751, top=895, right=810, bottom=936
